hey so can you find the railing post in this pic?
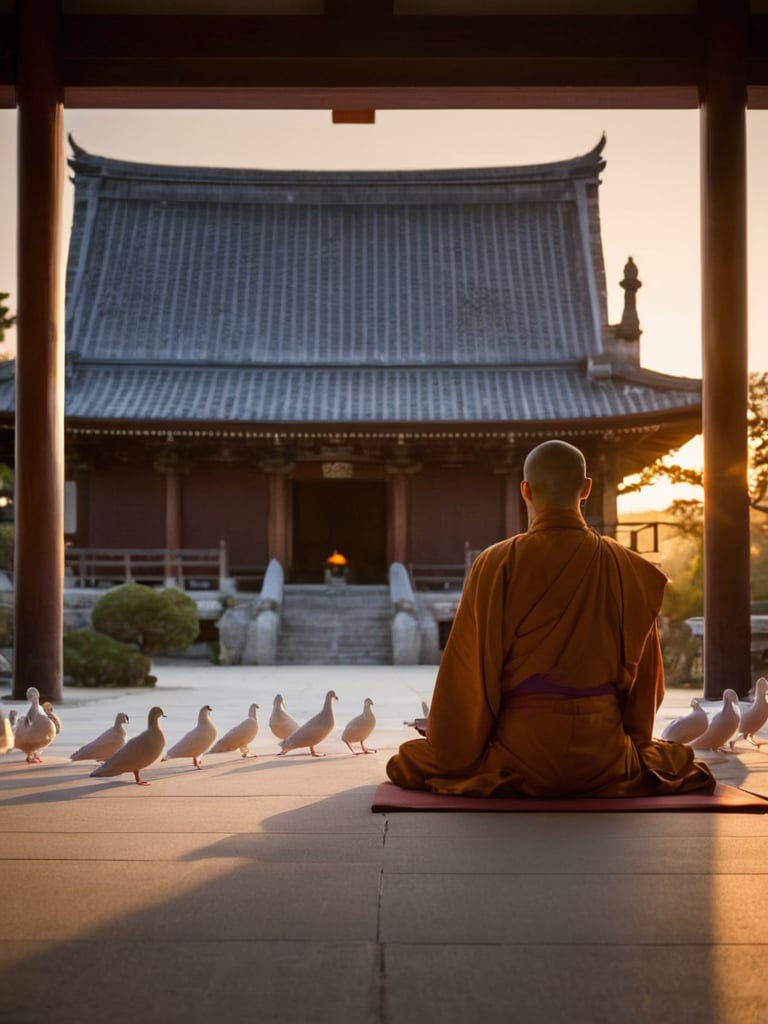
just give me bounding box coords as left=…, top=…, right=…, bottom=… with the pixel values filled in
left=163, top=548, right=175, bottom=588
left=219, top=539, right=228, bottom=589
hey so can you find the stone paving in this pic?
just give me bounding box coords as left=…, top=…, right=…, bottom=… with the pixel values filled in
left=1, top=663, right=768, bottom=1024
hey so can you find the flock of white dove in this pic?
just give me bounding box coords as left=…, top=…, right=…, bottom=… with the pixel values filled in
left=0, top=687, right=377, bottom=785
left=660, top=677, right=768, bottom=751
left=3, top=679, right=768, bottom=786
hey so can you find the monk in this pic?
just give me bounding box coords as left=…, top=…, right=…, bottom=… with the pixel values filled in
left=387, top=439, right=715, bottom=798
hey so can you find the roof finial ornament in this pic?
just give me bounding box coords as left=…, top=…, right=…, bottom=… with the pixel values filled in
left=618, top=256, right=642, bottom=340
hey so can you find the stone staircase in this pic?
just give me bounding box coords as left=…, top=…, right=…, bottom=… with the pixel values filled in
left=275, top=584, right=393, bottom=665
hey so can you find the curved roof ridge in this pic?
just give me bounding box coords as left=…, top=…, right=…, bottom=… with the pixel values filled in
left=66, top=132, right=606, bottom=186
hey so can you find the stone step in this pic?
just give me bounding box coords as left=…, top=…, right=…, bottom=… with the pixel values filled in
left=276, top=584, right=393, bottom=665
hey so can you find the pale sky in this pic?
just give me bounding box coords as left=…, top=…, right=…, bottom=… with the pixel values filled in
left=1, top=106, right=766, bottom=511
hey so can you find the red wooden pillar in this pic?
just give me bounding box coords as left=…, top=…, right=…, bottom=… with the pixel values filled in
left=266, top=471, right=289, bottom=566
left=503, top=470, right=525, bottom=538
left=389, top=473, right=408, bottom=565
left=699, top=0, right=751, bottom=699
left=13, top=0, right=65, bottom=701
left=163, top=469, right=182, bottom=586
left=599, top=445, right=619, bottom=540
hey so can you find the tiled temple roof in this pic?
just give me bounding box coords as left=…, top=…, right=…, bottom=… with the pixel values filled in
left=55, top=362, right=699, bottom=426
left=0, top=136, right=701, bottom=430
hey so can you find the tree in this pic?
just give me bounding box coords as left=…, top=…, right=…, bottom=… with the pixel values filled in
left=0, top=292, right=15, bottom=344
left=619, top=370, right=768, bottom=514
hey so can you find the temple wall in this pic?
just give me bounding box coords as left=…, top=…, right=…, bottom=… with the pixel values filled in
left=407, top=468, right=505, bottom=565
left=182, top=464, right=268, bottom=572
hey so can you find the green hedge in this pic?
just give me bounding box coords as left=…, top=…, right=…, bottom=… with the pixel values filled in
left=63, top=628, right=156, bottom=688
left=91, top=583, right=199, bottom=655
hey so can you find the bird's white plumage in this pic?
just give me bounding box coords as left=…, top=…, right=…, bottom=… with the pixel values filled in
left=661, top=697, right=708, bottom=744
left=341, top=697, right=377, bottom=754
left=691, top=689, right=741, bottom=751
left=279, top=690, right=338, bottom=756
left=269, top=694, right=299, bottom=741
left=90, top=706, right=165, bottom=785
left=210, top=703, right=259, bottom=757
left=42, top=701, right=62, bottom=734
left=164, top=704, right=217, bottom=768
left=739, top=676, right=768, bottom=744
left=12, top=687, right=57, bottom=763
left=71, top=712, right=130, bottom=762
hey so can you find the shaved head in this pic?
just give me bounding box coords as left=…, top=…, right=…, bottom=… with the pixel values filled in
left=523, top=440, right=589, bottom=510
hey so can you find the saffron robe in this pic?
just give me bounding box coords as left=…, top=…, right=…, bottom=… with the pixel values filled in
left=387, top=509, right=714, bottom=798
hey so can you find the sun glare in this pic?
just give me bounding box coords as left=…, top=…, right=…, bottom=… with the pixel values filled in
left=618, top=435, right=703, bottom=515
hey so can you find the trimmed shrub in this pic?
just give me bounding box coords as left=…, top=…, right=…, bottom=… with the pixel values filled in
left=0, top=524, right=12, bottom=572
left=91, top=583, right=199, bottom=656
left=0, top=604, right=12, bottom=647
left=63, top=628, right=155, bottom=688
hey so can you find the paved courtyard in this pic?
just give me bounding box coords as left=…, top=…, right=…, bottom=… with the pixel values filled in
left=2, top=663, right=767, bottom=1024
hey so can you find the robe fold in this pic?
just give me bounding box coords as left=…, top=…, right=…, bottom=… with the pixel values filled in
left=387, top=509, right=715, bottom=798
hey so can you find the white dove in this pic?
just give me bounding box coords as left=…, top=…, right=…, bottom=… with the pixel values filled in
left=42, top=701, right=62, bottom=734
left=691, top=689, right=741, bottom=752
left=209, top=703, right=259, bottom=758
left=71, top=712, right=130, bottom=762
left=739, top=676, right=768, bottom=746
left=661, top=697, right=708, bottom=744
left=163, top=704, right=217, bottom=769
left=0, top=705, right=13, bottom=755
left=269, top=693, right=299, bottom=741
left=278, top=690, right=338, bottom=757
left=91, top=706, right=165, bottom=785
left=12, top=687, right=57, bottom=763
left=342, top=697, right=377, bottom=754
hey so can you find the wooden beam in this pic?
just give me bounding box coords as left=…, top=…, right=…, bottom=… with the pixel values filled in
left=0, top=12, right=766, bottom=109
left=0, top=12, right=767, bottom=110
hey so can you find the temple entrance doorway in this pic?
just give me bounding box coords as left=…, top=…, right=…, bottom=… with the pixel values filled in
left=291, top=480, right=388, bottom=584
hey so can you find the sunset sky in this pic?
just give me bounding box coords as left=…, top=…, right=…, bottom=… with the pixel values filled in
left=1, top=105, right=766, bottom=511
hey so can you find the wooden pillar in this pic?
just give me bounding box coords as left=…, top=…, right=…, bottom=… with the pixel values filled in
left=267, top=471, right=289, bottom=566
left=699, top=0, right=751, bottom=698
left=13, top=0, right=64, bottom=702
left=599, top=444, right=619, bottom=540
left=389, top=473, right=408, bottom=565
left=503, top=473, right=524, bottom=538
left=164, top=470, right=182, bottom=586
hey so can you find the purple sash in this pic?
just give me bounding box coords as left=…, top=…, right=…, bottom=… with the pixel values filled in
left=503, top=673, right=616, bottom=707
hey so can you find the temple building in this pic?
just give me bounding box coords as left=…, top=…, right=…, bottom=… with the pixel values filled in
left=0, top=135, right=700, bottom=588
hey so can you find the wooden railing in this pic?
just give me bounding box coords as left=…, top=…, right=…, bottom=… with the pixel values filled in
left=408, top=543, right=482, bottom=591
left=64, top=542, right=231, bottom=589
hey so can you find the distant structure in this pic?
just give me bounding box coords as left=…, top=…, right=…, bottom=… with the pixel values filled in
left=0, top=136, right=700, bottom=586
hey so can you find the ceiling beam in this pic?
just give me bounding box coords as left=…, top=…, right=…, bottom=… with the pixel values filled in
left=0, top=12, right=767, bottom=110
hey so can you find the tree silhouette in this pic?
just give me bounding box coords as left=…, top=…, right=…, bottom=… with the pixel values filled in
left=0, top=292, right=15, bottom=343
left=619, top=371, right=768, bottom=515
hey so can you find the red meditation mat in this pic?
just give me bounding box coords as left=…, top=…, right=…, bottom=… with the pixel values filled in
left=372, top=781, right=768, bottom=813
